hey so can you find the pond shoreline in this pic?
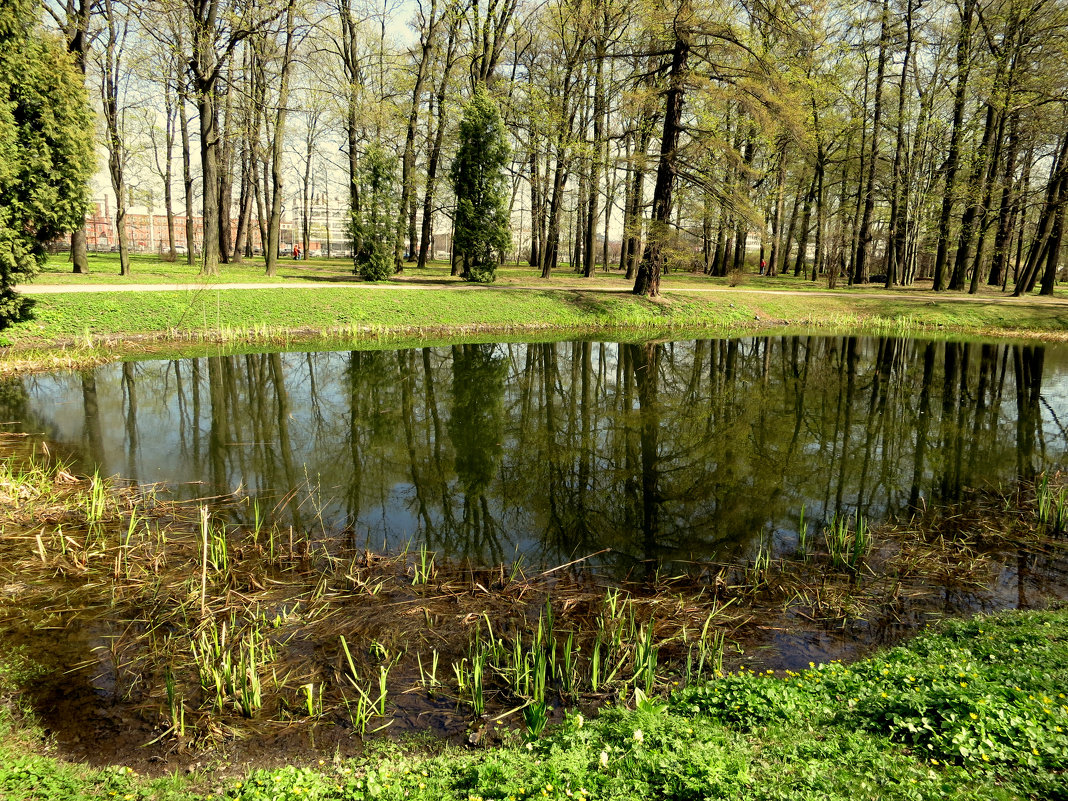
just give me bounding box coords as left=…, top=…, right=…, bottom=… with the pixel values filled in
left=4, top=284, right=1068, bottom=375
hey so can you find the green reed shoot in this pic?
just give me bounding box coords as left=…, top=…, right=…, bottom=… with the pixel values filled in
left=418, top=650, right=440, bottom=694
left=84, top=470, right=108, bottom=529
left=342, top=693, right=372, bottom=734
left=530, top=644, right=548, bottom=704
left=688, top=612, right=724, bottom=682
left=508, top=555, right=525, bottom=583
left=797, top=503, right=809, bottom=560
left=376, top=663, right=390, bottom=715
left=605, top=587, right=622, bottom=620
left=1038, top=474, right=1051, bottom=522
left=339, top=635, right=360, bottom=686
left=1036, top=474, right=1068, bottom=532
left=825, top=513, right=850, bottom=568
left=236, top=632, right=264, bottom=718
left=825, top=512, right=871, bottom=569
left=634, top=622, right=658, bottom=694
left=413, top=543, right=435, bottom=585
left=208, top=521, right=228, bottom=574
left=558, top=630, right=578, bottom=694
left=164, top=667, right=185, bottom=738
left=543, top=599, right=555, bottom=641
left=523, top=700, right=548, bottom=739
left=470, top=645, right=487, bottom=716
left=251, top=499, right=263, bottom=547
left=748, top=538, right=772, bottom=587
left=590, top=637, right=601, bottom=692
left=452, top=658, right=469, bottom=693
left=852, top=513, right=871, bottom=566
left=302, top=682, right=321, bottom=717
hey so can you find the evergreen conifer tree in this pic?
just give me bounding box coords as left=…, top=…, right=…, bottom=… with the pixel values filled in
left=450, top=86, right=510, bottom=283
left=352, top=144, right=400, bottom=281
left=0, top=0, right=93, bottom=328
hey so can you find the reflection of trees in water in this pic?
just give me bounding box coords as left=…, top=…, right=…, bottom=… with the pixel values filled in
left=1014, top=345, right=1045, bottom=480
left=7, top=337, right=1066, bottom=567
left=447, top=344, right=507, bottom=562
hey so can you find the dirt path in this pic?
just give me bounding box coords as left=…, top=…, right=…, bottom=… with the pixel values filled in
left=18, top=279, right=1068, bottom=307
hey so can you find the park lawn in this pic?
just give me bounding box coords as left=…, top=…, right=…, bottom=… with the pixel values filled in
left=8, top=282, right=1068, bottom=344
left=0, top=607, right=1065, bottom=800
left=5, top=258, right=1068, bottom=374
left=39, top=251, right=1068, bottom=297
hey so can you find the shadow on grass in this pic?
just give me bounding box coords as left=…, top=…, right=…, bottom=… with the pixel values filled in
left=278, top=272, right=365, bottom=284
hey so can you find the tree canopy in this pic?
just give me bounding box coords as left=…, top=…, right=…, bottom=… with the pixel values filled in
left=29, top=0, right=1068, bottom=300
left=0, top=0, right=92, bottom=327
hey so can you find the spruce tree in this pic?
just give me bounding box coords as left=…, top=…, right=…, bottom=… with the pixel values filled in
left=351, top=144, right=400, bottom=281
left=450, top=86, right=510, bottom=283
left=0, top=0, right=93, bottom=328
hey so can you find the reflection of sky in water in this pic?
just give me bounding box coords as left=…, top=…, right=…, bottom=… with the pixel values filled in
left=10, top=337, right=1068, bottom=568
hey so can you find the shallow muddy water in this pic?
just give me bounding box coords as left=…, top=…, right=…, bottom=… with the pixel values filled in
left=7, top=335, right=1068, bottom=567
left=2, top=334, right=1068, bottom=772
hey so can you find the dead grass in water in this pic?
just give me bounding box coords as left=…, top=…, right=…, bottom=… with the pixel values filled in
left=0, top=433, right=1065, bottom=769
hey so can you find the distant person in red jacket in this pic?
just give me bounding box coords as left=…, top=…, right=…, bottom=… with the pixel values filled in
left=293, top=244, right=301, bottom=260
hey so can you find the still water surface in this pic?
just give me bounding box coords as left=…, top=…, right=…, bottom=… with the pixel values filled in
left=7, top=335, right=1068, bottom=568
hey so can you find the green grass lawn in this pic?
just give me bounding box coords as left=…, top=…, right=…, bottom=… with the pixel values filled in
left=1, top=607, right=1065, bottom=799
left=2, top=251, right=1067, bottom=374
left=38, top=251, right=1068, bottom=298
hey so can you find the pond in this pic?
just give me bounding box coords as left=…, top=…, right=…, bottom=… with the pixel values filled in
left=1, top=334, right=1067, bottom=770
left=7, top=335, right=1068, bottom=568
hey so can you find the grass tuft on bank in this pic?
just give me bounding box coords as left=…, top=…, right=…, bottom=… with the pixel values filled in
left=1, top=608, right=1065, bottom=800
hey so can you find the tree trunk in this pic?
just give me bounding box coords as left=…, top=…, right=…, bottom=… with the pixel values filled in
left=232, top=152, right=251, bottom=264
left=584, top=24, right=606, bottom=278
left=418, top=14, right=458, bottom=270
left=265, top=0, right=297, bottom=276
left=101, top=0, right=129, bottom=276
left=633, top=11, right=690, bottom=297
left=178, top=68, right=196, bottom=265
left=625, top=119, right=653, bottom=279
left=1014, top=134, right=1068, bottom=295
left=399, top=0, right=438, bottom=271
left=767, top=142, right=787, bottom=276
left=218, top=59, right=235, bottom=264
left=794, top=170, right=816, bottom=277
left=886, top=0, right=915, bottom=288
left=193, top=22, right=221, bottom=275
left=952, top=97, right=1000, bottom=290
left=57, top=0, right=91, bottom=274
left=854, top=0, right=889, bottom=285
left=529, top=144, right=542, bottom=268
left=988, top=113, right=1021, bottom=287
left=932, top=0, right=977, bottom=290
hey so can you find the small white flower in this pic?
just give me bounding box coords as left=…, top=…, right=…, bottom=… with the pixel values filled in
left=633, top=729, right=644, bottom=743
left=599, top=750, right=609, bottom=767
left=574, top=714, right=584, bottom=729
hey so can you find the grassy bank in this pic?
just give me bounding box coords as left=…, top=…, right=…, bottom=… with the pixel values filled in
left=5, top=278, right=1068, bottom=374
left=0, top=607, right=1064, bottom=800
left=31, top=251, right=1068, bottom=297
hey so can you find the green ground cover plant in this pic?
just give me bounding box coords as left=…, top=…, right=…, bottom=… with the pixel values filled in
left=0, top=608, right=1063, bottom=800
